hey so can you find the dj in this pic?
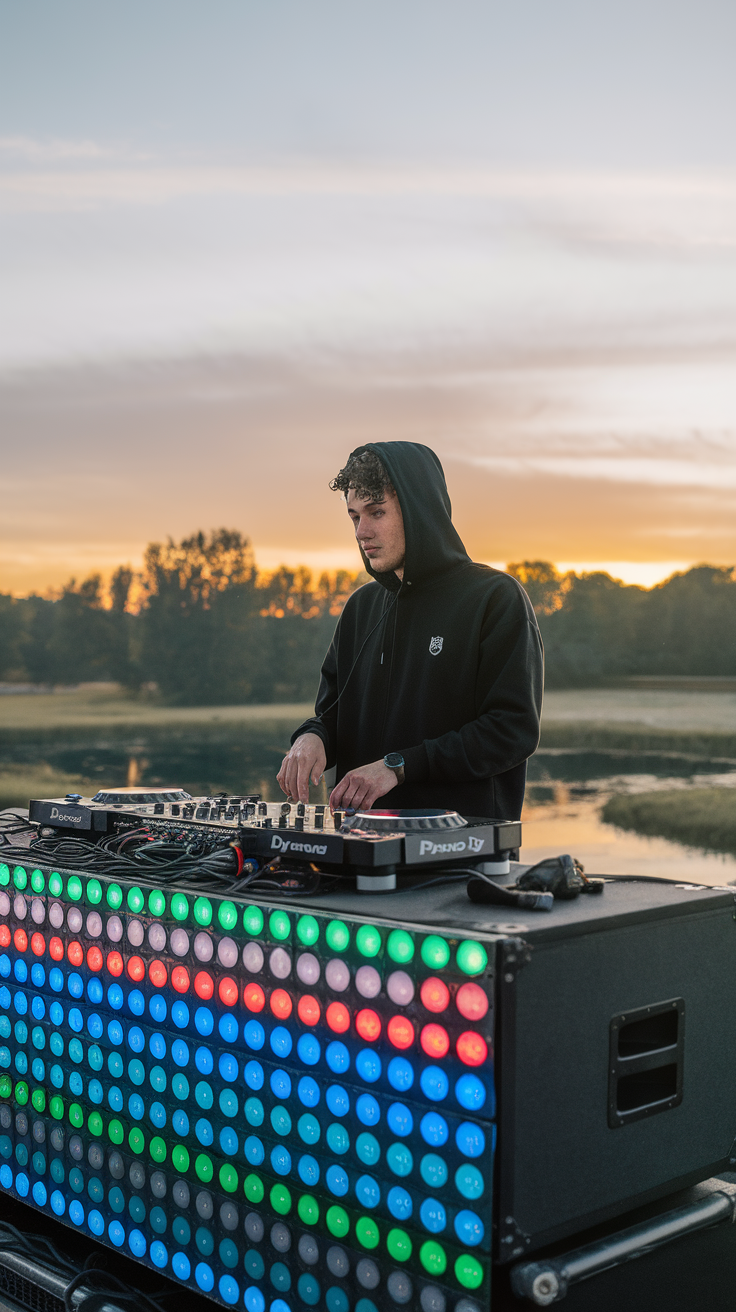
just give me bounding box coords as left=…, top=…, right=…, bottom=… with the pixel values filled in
left=277, top=442, right=543, bottom=819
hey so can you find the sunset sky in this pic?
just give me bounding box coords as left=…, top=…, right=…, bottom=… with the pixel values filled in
left=2, top=1, right=735, bottom=595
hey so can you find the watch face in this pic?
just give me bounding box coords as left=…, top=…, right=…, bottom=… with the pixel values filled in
left=385, top=753, right=404, bottom=768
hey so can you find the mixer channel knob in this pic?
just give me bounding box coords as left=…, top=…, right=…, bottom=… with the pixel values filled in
left=296, top=802, right=305, bottom=817
left=258, top=803, right=267, bottom=816
left=314, top=813, right=324, bottom=830
left=295, top=817, right=304, bottom=831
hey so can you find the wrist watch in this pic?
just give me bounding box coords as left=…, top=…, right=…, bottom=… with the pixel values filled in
left=383, top=752, right=406, bottom=786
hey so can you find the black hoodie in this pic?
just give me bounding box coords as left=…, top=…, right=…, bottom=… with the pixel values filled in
left=292, top=441, right=543, bottom=820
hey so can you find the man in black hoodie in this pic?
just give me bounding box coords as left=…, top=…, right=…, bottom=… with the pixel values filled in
left=277, top=442, right=543, bottom=820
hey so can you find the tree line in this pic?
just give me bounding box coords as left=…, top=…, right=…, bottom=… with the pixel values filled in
left=1, top=532, right=735, bottom=702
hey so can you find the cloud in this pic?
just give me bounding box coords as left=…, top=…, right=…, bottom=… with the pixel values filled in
left=0, top=136, right=112, bottom=163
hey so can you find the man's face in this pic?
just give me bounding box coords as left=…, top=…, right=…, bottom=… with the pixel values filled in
left=346, top=487, right=406, bottom=578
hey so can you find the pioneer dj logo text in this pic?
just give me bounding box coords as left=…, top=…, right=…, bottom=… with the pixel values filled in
left=49, top=807, right=83, bottom=824
left=419, top=835, right=485, bottom=856
left=270, top=835, right=328, bottom=856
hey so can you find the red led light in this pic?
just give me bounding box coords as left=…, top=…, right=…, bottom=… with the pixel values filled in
left=387, top=1016, right=415, bottom=1050
left=149, top=960, right=168, bottom=989
left=127, top=956, right=145, bottom=983
left=86, top=946, right=103, bottom=972
left=171, top=966, right=190, bottom=994
left=0, top=926, right=9, bottom=948
left=49, top=937, right=64, bottom=962
left=270, top=989, right=293, bottom=1020
left=218, top=976, right=238, bottom=1008
left=106, top=951, right=123, bottom=977
left=420, top=977, right=450, bottom=1013
left=31, top=933, right=45, bottom=957
left=355, top=1009, right=382, bottom=1042
left=456, top=982, right=489, bottom=1022
left=421, top=1023, right=450, bottom=1059
left=326, top=1002, right=350, bottom=1034
left=297, top=995, right=321, bottom=1026
left=457, top=1030, right=488, bottom=1067
left=67, top=941, right=83, bottom=967
left=244, top=983, right=265, bottom=1013
left=194, top=971, right=214, bottom=1000
left=13, top=929, right=27, bottom=953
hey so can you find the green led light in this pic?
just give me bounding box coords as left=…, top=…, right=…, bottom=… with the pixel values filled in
left=244, top=1174, right=264, bottom=1203
left=421, top=935, right=450, bottom=969
left=0, top=1076, right=11, bottom=1100
left=387, top=929, right=414, bottom=963
left=0, top=865, right=9, bottom=887
left=271, top=1184, right=292, bottom=1215
left=326, top=920, right=350, bottom=953
left=49, top=1095, right=64, bottom=1120
left=220, top=1163, right=238, bottom=1194
left=270, top=910, right=291, bottom=942
left=297, top=915, right=319, bottom=946
left=49, top=872, right=63, bottom=897
left=13, top=866, right=27, bottom=890
left=129, top=1128, right=145, bottom=1155
left=86, top=878, right=102, bottom=905
left=126, top=886, right=144, bottom=913
left=150, top=1136, right=167, bottom=1164
left=457, top=940, right=488, bottom=975
left=356, top=1217, right=380, bottom=1250
left=356, top=924, right=382, bottom=958
left=108, top=1119, right=124, bottom=1144
left=172, top=1145, right=190, bottom=1173
left=218, top=900, right=238, bottom=931
left=455, top=1254, right=484, bottom=1290
left=31, top=1089, right=45, bottom=1113
left=326, top=1205, right=349, bottom=1238
left=298, top=1195, right=320, bottom=1225
left=88, top=1111, right=103, bottom=1137
left=195, top=1153, right=213, bottom=1182
left=194, top=897, right=212, bottom=926
left=171, top=893, right=189, bottom=922
left=420, top=1241, right=447, bottom=1276
left=387, top=1228, right=412, bottom=1261
left=66, top=876, right=82, bottom=902
left=106, top=883, right=122, bottom=909
left=69, top=1102, right=83, bottom=1127
left=148, top=889, right=166, bottom=917
left=30, top=869, right=45, bottom=893
left=243, top=905, right=264, bottom=936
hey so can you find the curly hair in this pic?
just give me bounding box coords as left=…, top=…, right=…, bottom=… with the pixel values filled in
left=330, top=448, right=395, bottom=502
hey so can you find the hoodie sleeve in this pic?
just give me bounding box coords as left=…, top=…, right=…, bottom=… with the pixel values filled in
left=290, top=634, right=339, bottom=769
left=400, top=585, right=544, bottom=785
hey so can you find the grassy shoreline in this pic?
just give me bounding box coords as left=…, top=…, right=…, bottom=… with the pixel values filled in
left=602, top=788, right=736, bottom=858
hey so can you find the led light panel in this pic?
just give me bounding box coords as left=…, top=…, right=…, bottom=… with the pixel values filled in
left=0, top=862, right=495, bottom=1312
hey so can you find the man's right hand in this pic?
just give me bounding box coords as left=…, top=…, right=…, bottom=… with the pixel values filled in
left=277, top=733, right=327, bottom=803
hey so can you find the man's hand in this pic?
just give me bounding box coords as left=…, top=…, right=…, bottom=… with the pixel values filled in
left=330, top=759, right=398, bottom=813
left=277, top=733, right=327, bottom=803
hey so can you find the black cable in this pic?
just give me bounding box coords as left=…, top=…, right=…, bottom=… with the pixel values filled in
left=315, top=591, right=398, bottom=723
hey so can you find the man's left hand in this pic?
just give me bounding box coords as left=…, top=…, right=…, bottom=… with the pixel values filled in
left=329, top=759, right=399, bottom=812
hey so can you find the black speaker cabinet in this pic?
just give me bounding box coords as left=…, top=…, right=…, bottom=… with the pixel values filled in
left=492, top=879, right=736, bottom=1260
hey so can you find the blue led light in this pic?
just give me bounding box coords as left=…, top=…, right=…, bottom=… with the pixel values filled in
left=31, top=964, right=45, bottom=989
left=0, top=1166, right=10, bottom=1189
left=270, top=1106, right=292, bottom=1136
left=0, top=1016, right=9, bottom=1037
left=386, top=1144, right=413, bottom=1177
left=31, top=1058, right=45, bottom=1082
left=87, top=1013, right=102, bottom=1039
left=245, top=1136, right=265, bottom=1165
left=149, top=1065, right=166, bottom=1093
left=150, top=1241, right=168, bottom=1269
left=172, top=1252, right=191, bottom=1280
left=128, top=1060, right=145, bottom=1086
left=219, top=1275, right=240, bottom=1306
left=297, top=1034, right=320, bottom=1066
left=15, top=1173, right=29, bottom=1197
left=107, top=1053, right=122, bottom=1079
left=244, top=1097, right=264, bottom=1126
left=326, top=1288, right=349, bottom=1312
left=355, top=1174, right=381, bottom=1208
left=68, top=1071, right=82, bottom=1095
left=86, top=979, right=103, bottom=1005
left=50, top=1033, right=64, bottom=1058
left=195, top=1007, right=214, bottom=1036
left=106, top=984, right=123, bottom=1010
left=107, top=1019, right=123, bottom=1045
left=297, top=1076, right=320, bottom=1107
left=455, top=1073, right=487, bottom=1112
left=50, top=1190, right=65, bottom=1216
left=67, top=973, right=83, bottom=998
left=356, top=1132, right=380, bottom=1166
left=88, top=1079, right=103, bottom=1104
left=149, top=1032, right=166, bottom=1060
left=173, top=1109, right=189, bottom=1136
left=88, top=1209, right=104, bottom=1236
left=195, top=1081, right=214, bottom=1109
left=270, top=1069, right=292, bottom=1100
left=68, top=1008, right=83, bottom=1032
left=149, top=1101, right=167, bottom=1128
left=219, top=1053, right=238, bottom=1083
left=148, top=994, right=167, bottom=1023
left=420, top=1198, right=447, bottom=1233
left=0, top=960, right=8, bottom=981
left=0, top=985, right=11, bottom=1007
left=220, top=1126, right=238, bottom=1156
left=326, top=1165, right=349, bottom=1196
left=50, top=1064, right=63, bottom=1088
left=69, top=1200, right=84, bottom=1226
left=219, top=1088, right=238, bottom=1117
left=32, top=1182, right=47, bottom=1207
left=326, top=1041, right=349, bottom=1074
left=245, top=1061, right=264, bottom=1090
left=195, top=1118, right=214, bottom=1146
left=195, top=1263, right=214, bottom=1292
left=270, top=1026, right=293, bottom=1058
left=128, top=1026, right=145, bottom=1053
left=455, top=1163, right=484, bottom=1200
left=172, top=1039, right=189, bottom=1067
left=108, top=1086, right=123, bottom=1111
left=13, top=961, right=27, bottom=983
left=172, top=1074, right=189, bottom=1099
left=420, top=1065, right=449, bottom=1102
left=456, top=1121, right=486, bottom=1159
left=271, top=1145, right=292, bottom=1176
left=326, top=1085, right=350, bottom=1117
left=420, top=1153, right=448, bottom=1188
left=297, top=1114, right=320, bottom=1145
left=68, top=1037, right=82, bottom=1062
left=172, top=1001, right=189, bottom=1029
left=455, top=1209, right=484, bottom=1246
left=356, top=1049, right=381, bottom=1083
left=128, top=989, right=145, bottom=1016
left=13, top=992, right=26, bottom=1015
left=356, top=1301, right=378, bottom=1312
left=298, top=1273, right=321, bottom=1306
left=108, top=1219, right=125, bottom=1246
left=298, top=1154, right=320, bottom=1186
left=387, top=1185, right=413, bottom=1220
left=128, top=1094, right=144, bottom=1120
left=326, top=1123, right=349, bottom=1154
left=387, top=1057, right=414, bottom=1092
left=219, top=1013, right=238, bottom=1043
left=195, top=1047, right=214, bottom=1075
left=244, top=1288, right=265, bottom=1312
left=419, top=1112, right=448, bottom=1144
left=387, top=1103, right=413, bottom=1137
left=244, top=1020, right=265, bottom=1050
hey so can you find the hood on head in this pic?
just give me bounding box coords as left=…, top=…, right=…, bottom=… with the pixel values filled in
left=348, top=441, right=470, bottom=589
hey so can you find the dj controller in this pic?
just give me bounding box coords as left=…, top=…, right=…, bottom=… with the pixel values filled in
left=29, top=791, right=521, bottom=892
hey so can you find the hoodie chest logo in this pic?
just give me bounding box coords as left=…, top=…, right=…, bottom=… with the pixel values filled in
left=429, top=636, right=444, bottom=655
